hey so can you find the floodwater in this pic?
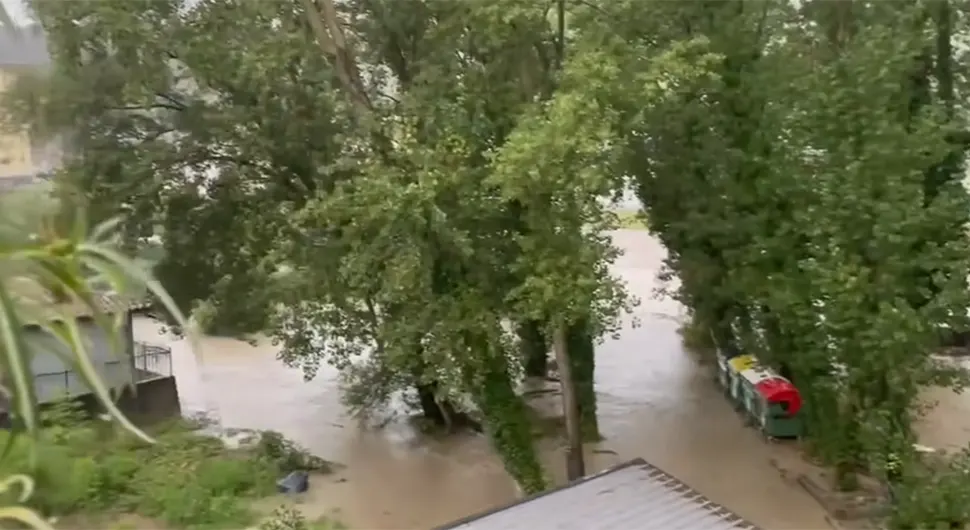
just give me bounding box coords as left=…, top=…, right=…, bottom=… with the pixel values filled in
left=133, top=230, right=970, bottom=530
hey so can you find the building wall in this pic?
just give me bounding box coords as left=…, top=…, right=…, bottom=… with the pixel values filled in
left=29, top=133, right=64, bottom=174
left=27, top=318, right=136, bottom=403
left=0, top=69, right=35, bottom=179
left=70, top=375, right=182, bottom=426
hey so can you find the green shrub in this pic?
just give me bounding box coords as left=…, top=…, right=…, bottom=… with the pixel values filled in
left=254, top=430, right=332, bottom=473
left=677, top=315, right=716, bottom=357
left=196, top=458, right=273, bottom=496
left=889, top=449, right=970, bottom=529
left=259, top=506, right=345, bottom=530
left=138, top=483, right=252, bottom=528
left=41, top=398, right=88, bottom=428
left=0, top=418, right=317, bottom=529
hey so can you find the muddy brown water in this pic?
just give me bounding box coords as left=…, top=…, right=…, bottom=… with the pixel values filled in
left=132, top=230, right=970, bottom=530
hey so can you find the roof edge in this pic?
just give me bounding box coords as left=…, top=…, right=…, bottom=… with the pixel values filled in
left=433, top=458, right=651, bottom=530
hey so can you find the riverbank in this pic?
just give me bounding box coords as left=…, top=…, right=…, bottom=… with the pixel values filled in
left=5, top=405, right=343, bottom=530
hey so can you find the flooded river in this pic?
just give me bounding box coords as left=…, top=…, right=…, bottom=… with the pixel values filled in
left=132, top=230, right=966, bottom=530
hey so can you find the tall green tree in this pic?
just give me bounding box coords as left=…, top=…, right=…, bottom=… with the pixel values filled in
left=619, top=0, right=970, bottom=494
left=6, top=0, right=660, bottom=491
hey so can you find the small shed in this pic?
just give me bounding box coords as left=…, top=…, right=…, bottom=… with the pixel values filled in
left=7, top=279, right=167, bottom=403
left=436, top=458, right=761, bottom=530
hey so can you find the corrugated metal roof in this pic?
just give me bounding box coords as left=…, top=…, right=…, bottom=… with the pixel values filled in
left=0, top=25, right=50, bottom=67
left=7, top=277, right=139, bottom=325
left=436, top=458, right=761, bottom=530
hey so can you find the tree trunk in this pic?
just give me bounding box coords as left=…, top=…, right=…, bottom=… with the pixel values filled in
left=553, top=323, right=585, bottom=481
left=519, top=319, right=548, bottom=378
left=474, top=341, right=546, bottom=493
left=416, top=383, right=446, bottom=425
left=835, top=398, right=862, bottom=491
left=910, top=0, right=964, bottom=311
left=928, top=0, right=962, bottom=204
left=566, top=319, right=599, bottom=441
left=412, top=351, right=455, bottom=430
left=300, top=0, right=372, bottom=113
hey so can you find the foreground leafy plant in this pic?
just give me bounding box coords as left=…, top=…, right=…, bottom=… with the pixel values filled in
left=0, top=177, right=189, bottom=528
left=2, top=211, right=188, bottom=443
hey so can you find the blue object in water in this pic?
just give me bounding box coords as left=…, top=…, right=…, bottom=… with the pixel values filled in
left=276, top=470, right=310, bottom=494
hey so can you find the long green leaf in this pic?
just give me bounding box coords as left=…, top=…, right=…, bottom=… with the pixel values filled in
left=0, top=283, right=39, bottom=440
left=68, top=203, right=88, bottom=249
left=90, top=217, right=123, bottom=244
left=79, top=242, right=190, bottom=327
left=0, top=395, right=16, bottom=466
left=0, top=195, right=184, bottom=528
left=0, top=474, right=34, bottom=502
left=29, top=255, right=125, bottom=365
left=43, top=319, right=153, bottom=444
left=0, top=506, right=54, bottom=530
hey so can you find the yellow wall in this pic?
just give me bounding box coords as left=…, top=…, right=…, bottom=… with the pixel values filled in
left=0, top=69, right=34, bottom=179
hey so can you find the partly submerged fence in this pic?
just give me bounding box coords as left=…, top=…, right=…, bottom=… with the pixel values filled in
left=32, top=342, right=173, bottom=402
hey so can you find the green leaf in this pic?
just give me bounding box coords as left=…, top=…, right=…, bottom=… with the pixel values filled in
left=43, top=318, right=153, bottom=444
left=0, top=282, right=40, bottom=444
left=0, top=474, right=34, bottom=503
left=0, top=506, right=53, bottom=530
left=79, top=239, right=189, bottom=328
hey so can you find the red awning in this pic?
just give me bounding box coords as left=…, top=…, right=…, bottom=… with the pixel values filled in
left=753, top=378, right=802, bottom=416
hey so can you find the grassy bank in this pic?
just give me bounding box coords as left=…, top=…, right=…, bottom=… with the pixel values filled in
left=0, top=402, right=340, bottom=529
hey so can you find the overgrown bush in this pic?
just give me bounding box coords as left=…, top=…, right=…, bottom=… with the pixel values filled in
left=255, top=430, right=332, bottom=473
left=889, top=449, right=970, bottom=529
left=678, top=315, right=716, bottom=358
left=259, top=506, right=344, bottom=530
left=337, top=357, right=402, bottom=425
left=0, top=404, right=332, bottom=529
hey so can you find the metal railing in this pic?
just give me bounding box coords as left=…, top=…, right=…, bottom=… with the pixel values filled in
left=34, top=360, right=127, bottom=402
left=31, top=342, right=173, bottom=401
left=133, top=342, right=173, bottom=381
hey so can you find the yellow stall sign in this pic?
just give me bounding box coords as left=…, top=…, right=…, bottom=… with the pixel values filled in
left=727, top=354, right=757, bottom=373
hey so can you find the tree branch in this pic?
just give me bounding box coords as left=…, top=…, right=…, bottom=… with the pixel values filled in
left=154, top=92, right=187, bottom=111
left=138, top=126, right=175, bottom=144
left=300, top=0, right=373, bottom=113
left=108, top=103, right=183, bottom=112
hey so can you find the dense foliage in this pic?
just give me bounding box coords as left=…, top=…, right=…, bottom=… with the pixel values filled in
left=2, top=402, right=328, bottom=529
left=5, top=0, right=664, bottom=490
left=5, top=0, right=970, bottom=524
left=0, top=80, right=190, bottom=530
left=0, top=11, right=333, bottom=530
left=631, top=0, right=970, bottom=490
left=600, top=0, right=970, bottom=522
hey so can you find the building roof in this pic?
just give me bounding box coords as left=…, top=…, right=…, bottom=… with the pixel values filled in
left=6, top=277, right=141, bottom=326
left=0, top=25, right=50, bottom=67
left=436, top=458, right=761, bottom=530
